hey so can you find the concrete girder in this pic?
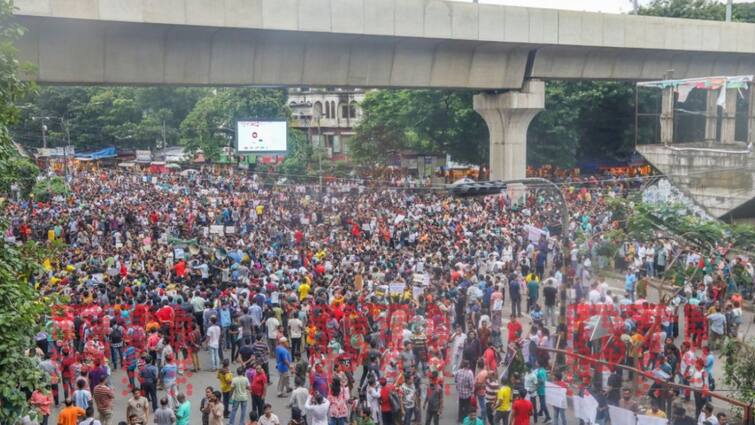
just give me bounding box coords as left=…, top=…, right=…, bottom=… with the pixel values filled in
left=15, top=17, right=530, bottom=89
left=15, top=0, right=755, bottom=56
left=531, top=46, right=755, bottom=81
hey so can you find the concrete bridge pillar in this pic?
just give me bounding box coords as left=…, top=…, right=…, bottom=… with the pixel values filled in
left=474, top=80, right=545, bottom=181
left=704, top=90, right=719, bottom=143
left=721, top=88, right=739, bottom=143
left=749, top=88, right=755, bottom=144
left=660, top=87, right=675, bottom=145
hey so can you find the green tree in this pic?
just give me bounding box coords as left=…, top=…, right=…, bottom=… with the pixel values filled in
left=640, top=0, right=727, bottom=20
left=352, top=90, right=487, bottom=165
left=280, top=128, right=313, bottom=178
left=12, top=86, right=209, bottom=150
left=722, top=339, right=755, bottom=421
left=180, top=88, right=289, bottom=161
left=527, top=82, right=581, bottom=168
left=0, top=0, right=53, bottom=421
left=0, top=0, right=38, bottom=196
left=31, top=175, right=68, bottom=201
left=528, top=81, right=636, bottom=168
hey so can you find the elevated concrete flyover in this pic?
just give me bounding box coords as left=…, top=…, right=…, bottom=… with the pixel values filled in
left=13, top=0, right=755, bottom=88
left=12, top=0, right=755, bottom=181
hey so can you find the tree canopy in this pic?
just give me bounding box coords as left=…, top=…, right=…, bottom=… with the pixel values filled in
left=179, top=88, right=289, bottom=160
left=13, top=86, right=209, bottom=151
left=351, top=90, right=487, bottom=165
left=0, top=0, right=56, bottom=421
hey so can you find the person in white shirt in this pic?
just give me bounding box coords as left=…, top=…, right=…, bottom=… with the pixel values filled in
left=288, top=378, right=309, bottom=420
left=304, top=393, right=330, bottom=425
left=697, top=403, right=719, bottom=425
left=206, top=316, right=221, bottom=371
left=588, top=282, right=603, bottom=304
left=259, top=403, right=281, bottom=425
left=266, top=315, right=281, bottom=354
left=288, top=315, right=304, bottom=361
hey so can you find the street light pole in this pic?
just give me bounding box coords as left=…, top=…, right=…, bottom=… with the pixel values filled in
left=32, top=116, right=50, bottom=148
left=62, top=117, right=72, bottom=180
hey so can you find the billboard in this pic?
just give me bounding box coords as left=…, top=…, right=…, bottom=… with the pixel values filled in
left=236, top=120, right=287, bottom=153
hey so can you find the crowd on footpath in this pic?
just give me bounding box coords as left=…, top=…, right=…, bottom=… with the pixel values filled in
left=4, top=168, right=752, bottom=425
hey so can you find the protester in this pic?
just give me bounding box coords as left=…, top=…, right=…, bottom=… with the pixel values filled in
left=8, top=168, right=748, bottom=425
left=230, top=367, right=251, bottom=425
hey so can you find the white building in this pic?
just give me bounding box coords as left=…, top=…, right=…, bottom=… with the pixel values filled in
left=288, top=88, right=366, bottom=161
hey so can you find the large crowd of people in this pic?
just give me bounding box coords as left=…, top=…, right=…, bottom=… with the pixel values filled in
left=6, top=168, right=752, bottom=425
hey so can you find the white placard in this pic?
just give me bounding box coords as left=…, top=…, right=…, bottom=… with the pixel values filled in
left=636, top=415, right=667, bottom=425
left=237, top=121, right=287, bottom=152
left=210, top=225, right=225, bottom=235
left=225, top=226, right=236, bottom=234
left=545, top=382, right=567, bottom=409
left=608, top=405, right=635, bottom=425
left=574, top=395, right=598, bottom=424
left=412, top=286, right=424, bottom=300
left=389, top=282, right=406, bottom=295
left=525, top=224, right=549, bottom=243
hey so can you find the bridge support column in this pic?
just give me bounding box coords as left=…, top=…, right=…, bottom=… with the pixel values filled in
left=660, top=87, right=675, bottom=145
left=721, top=88, right=738, bottom=143
left=704, top=90, right=718, bottom=143
left=749, top=87, right=755, bottom=144
left=474, top=80, right=545, bottom=181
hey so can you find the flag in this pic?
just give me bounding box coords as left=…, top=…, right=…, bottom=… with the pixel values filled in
left=717, top=81, right=728, bottom=108
left=585, top=314, right=610, bottom=341
left=676, top=83, right=695, bottom=103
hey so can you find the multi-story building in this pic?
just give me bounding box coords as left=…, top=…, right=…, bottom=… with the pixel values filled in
left=288, top=88, right=366, bottom=161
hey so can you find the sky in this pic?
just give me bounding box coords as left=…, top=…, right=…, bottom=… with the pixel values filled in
left=461, top=0, right=747, bottom=14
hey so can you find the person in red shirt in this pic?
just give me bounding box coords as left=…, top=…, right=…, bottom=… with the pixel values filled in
left=378, top=377, right=395, bottom=425
left=507, top=316, right=522, bottom=344
left=250, top=363, right=268, bottom=418
left=510, top=390, right=533, bottom=425
left=60, top=349, right=77, bottom=400
left=155, top=300, right=175, bottom=324
left=174, top=259, right=187, bottom=279
left=483, top=346, right=497, bottom=372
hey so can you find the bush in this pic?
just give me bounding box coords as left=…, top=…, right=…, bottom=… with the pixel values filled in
left=31, top=176, right=68, bottom=202
left=0, top=155, right=38, bottom=196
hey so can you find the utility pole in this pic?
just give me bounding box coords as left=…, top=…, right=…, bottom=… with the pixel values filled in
left=161, top=120, right=167, bottom=149
left=726, top=0, right=733, bottom=22
left=62, top=117, right=72, bottom=181
left=32, top=116, right=50, bottom=148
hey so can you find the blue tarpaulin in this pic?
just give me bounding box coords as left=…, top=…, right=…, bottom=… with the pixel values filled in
left=75, top=147, right=117, bottom=160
